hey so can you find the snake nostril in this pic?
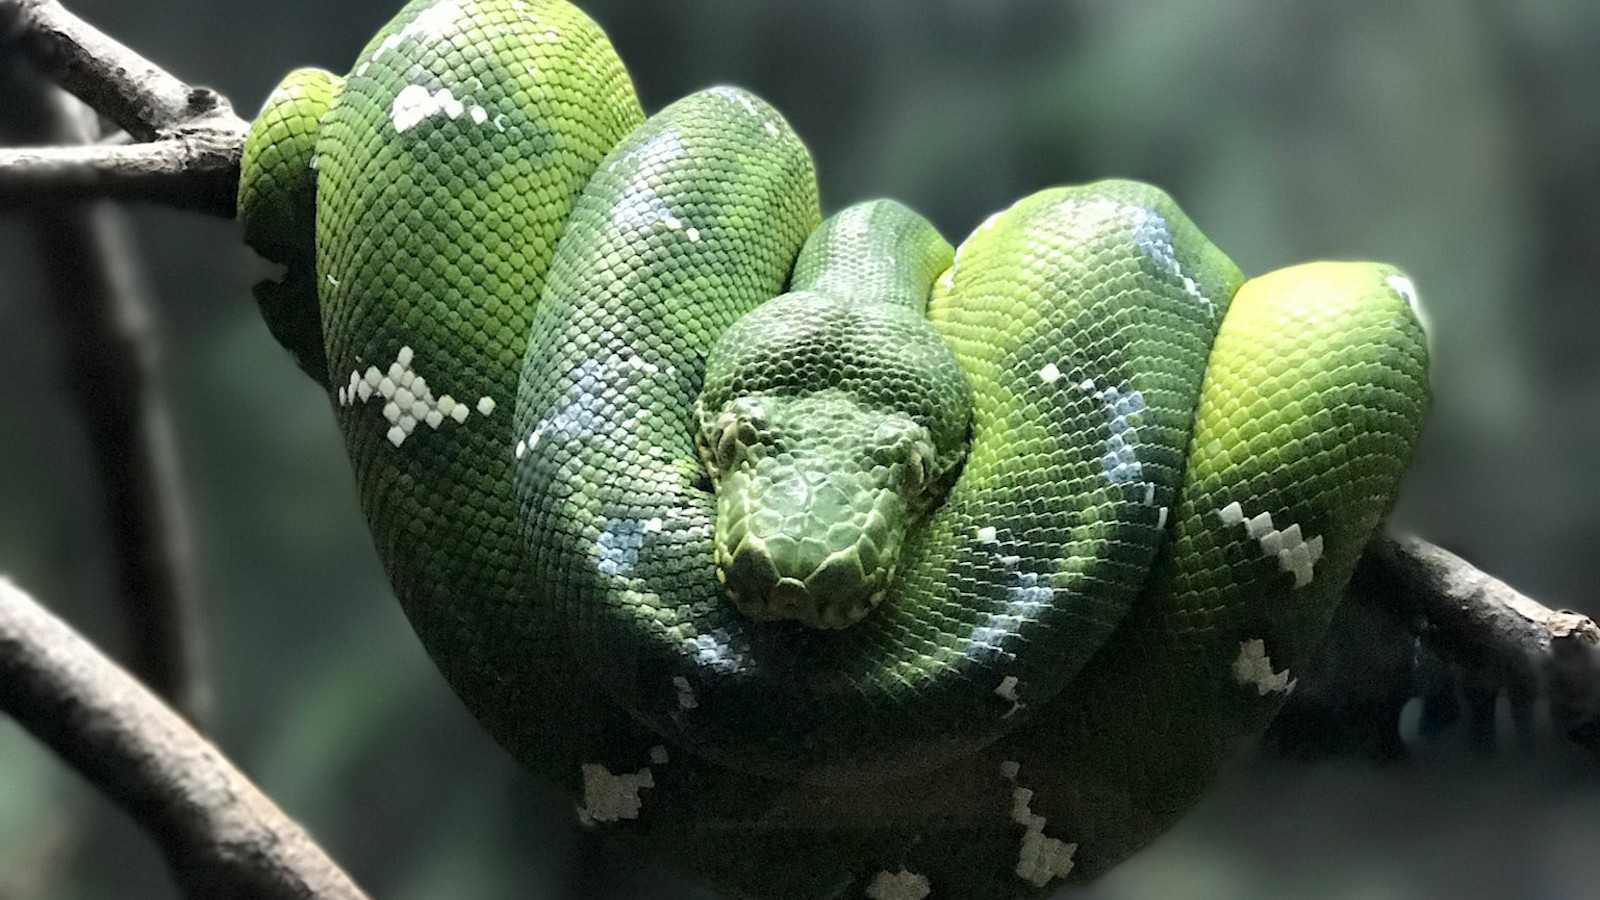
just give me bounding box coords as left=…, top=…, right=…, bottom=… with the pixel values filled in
left=805, top=551, right=868, bottom=602
left=770, top=578, right=808, bottom=613
left=726, top=539, right=781, bottom=596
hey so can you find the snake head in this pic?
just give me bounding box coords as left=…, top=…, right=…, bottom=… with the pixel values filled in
left=694, top=288, right=971, bottom=630
left=695, top=389, right=956, bottom=629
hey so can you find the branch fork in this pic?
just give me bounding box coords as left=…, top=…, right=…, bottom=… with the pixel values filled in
left=0, top=0, right=248, bottom=215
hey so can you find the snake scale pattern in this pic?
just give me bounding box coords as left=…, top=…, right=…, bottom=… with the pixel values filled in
left=237, top=0, right=1430, bottom=895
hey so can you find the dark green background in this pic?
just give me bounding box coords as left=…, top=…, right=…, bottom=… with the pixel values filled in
left=3, top=1, right=1598, bottom=897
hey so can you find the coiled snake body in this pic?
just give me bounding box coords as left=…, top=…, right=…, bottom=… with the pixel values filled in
left=239, top=0, right=1430, bottom=894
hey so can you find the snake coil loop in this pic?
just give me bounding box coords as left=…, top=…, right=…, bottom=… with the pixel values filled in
left=238, top=0, right=1430, bottom=893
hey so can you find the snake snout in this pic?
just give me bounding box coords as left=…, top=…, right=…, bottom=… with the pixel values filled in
left=715, top=462, right=906, bottom=630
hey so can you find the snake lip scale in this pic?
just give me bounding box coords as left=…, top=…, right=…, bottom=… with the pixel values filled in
left=238, top=0, right=1431, bottom=892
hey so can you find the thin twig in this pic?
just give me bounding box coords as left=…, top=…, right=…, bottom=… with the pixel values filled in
left=1356, top=533, right=1600, bottom=754
left=0, top=0, right=247, bottom=216
left=0, top=136, right=244, bottom=215
left=0, top=577, right=370, bottom=900
left=0, top=66, right=209, bottom=721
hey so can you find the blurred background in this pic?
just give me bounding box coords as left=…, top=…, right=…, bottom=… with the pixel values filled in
left=2, top=1, right=1598, bottom=897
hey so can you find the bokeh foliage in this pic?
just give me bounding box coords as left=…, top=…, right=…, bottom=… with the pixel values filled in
left=2, top=1, right=1598, bottom=897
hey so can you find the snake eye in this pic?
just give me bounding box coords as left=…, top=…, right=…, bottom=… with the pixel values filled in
left=903, top=448, right=928, bottom=492
left=698, top=400, right=772, bottom=474
left=716, top=417, right=741, bottom=469
left=872, top=420, right=910, bottom=468
left=872, top=419, right=904, bottom=446
left=742, top=401, right=768, bottom=432
left=875, top=421, right=936, bottom=495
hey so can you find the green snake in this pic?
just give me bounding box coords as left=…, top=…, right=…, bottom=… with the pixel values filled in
left=237, top=0, right=1430, bottom=895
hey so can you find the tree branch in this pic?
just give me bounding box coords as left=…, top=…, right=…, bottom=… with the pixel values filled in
left=0, top=68, right=210, bottom=720
left=0, top=577, right=370, bottom=900
left=0, top=0, right=1596, bottom=890
left=1, top=0, right=218, bottom=138
left=0, top=136, right=244, bottom=215
left=0, top=0, right=246, bottom=216
left=1355, top=533, right=1600, bottom=755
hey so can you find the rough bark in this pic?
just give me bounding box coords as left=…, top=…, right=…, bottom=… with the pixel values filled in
left=1356, top=534, right=1600, bottom=754
left=0, top=0, right=247, bottom=216
left=0, top=578, right=371, bottom=900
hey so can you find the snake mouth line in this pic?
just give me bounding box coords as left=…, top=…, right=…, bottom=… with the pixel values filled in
left=719, top=578, right=889, bottom=631
left=716, top=541, right=897, bottom=628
